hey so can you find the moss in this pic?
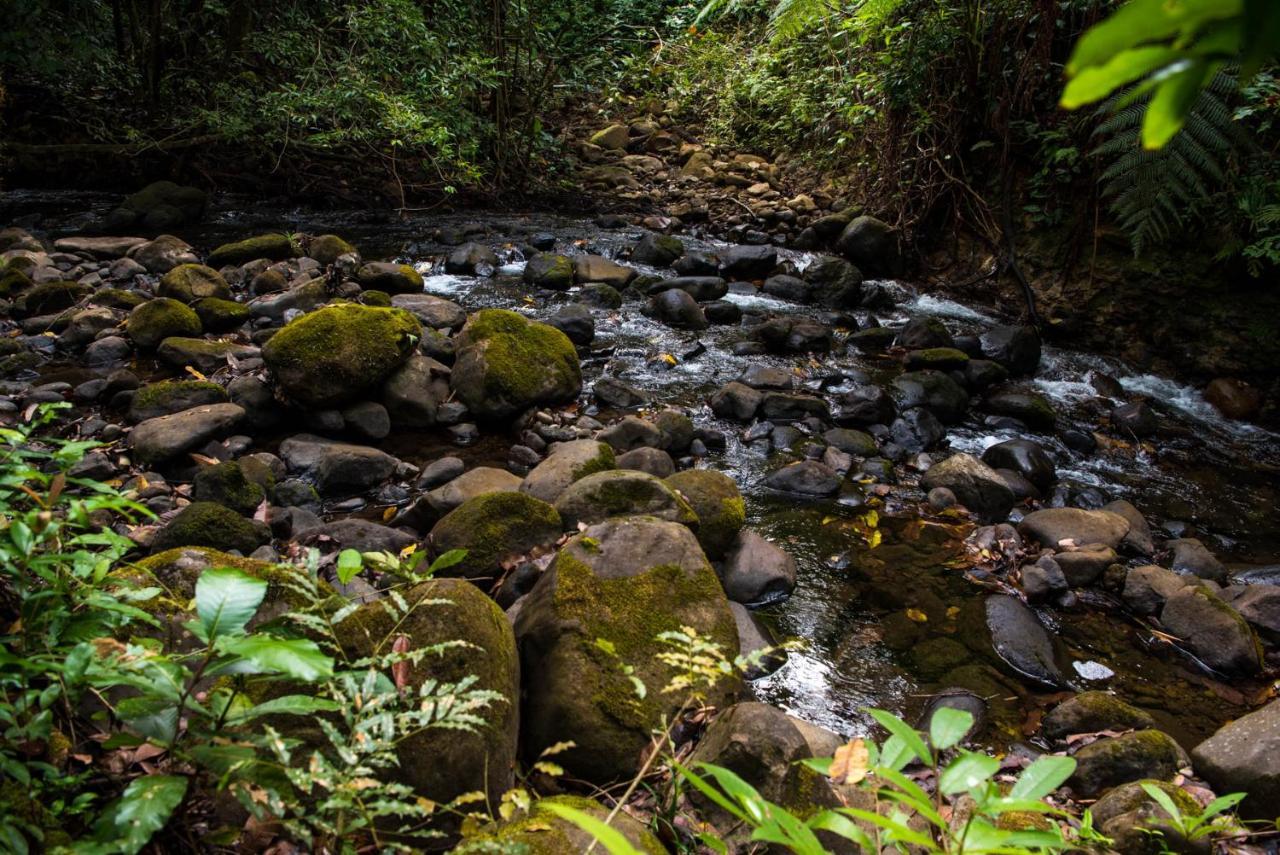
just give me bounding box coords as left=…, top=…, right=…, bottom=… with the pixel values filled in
left=665, top=469, right=745, bottom=559
left=452, top=308, right=582, bottom=418
left=15, top=280, right=90, bottom=316
left=360, top=289, right=391, bottom=307
left=158, top=264, right=231, bottom=303
left=569, top=443, right=617, bottom=480
left=261, top=303, right=421, bottom=408
left=1093, top=779, right=1200, bottom=826
left=127, top=297, right=202, bottom=348
left=149, top=502, right=266, bottom=555
left=1070, top=730, right=1187, bottom=797
left=88, top=287, right=146, bottom=309
left=556, top=470, right=698, bottom=530
left=356, top=263, right=422, bottom=294
left=0, top=780, right=71, bottom=847
left=0, top=351, right=41, bottom=378
left=1042, top=692, right=1156, bottom=740
left=207, top=233, right=300, bottom=268
left=193, top=461, right=266, bottom=514
left=192, top=297, right=250, bottom=331
left=462, top=795, right=665, bottom=854
left=429, top=491, right=561, bottom=581
left=0, top=265, right=33, bottom=296
left=129, top=379, right=227, bottom=421
left=995, top=811, right=1053, bottom=831
left=308, top=234, right=357, bottom=265
left=908, top=347, right=971, bottom=369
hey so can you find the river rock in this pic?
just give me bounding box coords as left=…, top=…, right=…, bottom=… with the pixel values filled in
left=554, top=470, right=697, bottom=529
left=444, top=242, right=498, bottom=275
left=666, top=469, right=745, bottom=559
left=895, top=317, right=954, bottom=350
left=834, top=383, right=894, bottom=426
left=890, top=407, right=945, bottom=453
left=278, top=433, right=402, bottom=495
left=463, top=796, right=664, bottom=853
left=523, top=253, right=574, bottom=290
left=719, top=529, right=796, bottom=604
left=594, top=376, right=650, bottom=409
left=648, top=287, right=708, bottom=329
left=426, top=466, right=522, bottom=515
left=1191, top=699, right=1280, bottom=819
left=449, top=309, right=582, bottom=420
left=979, top=325, right=1040, bottom=375
left=764, top=460, right=840, bottom=496
left=430, top=492, right=562, bottom=582
left=649, top=275, right=728, bottom=301
left=150, top=502, right=268, bottom=555
left=631, top=233, right=684, bottom=266
left=1230, top=585, right=1280, bottom=640
left=834, top=215, right=901, bottom=276
left=616, top=447, right=675, bottom=477
left=297, top=518, right=413, bottom=554
left=1041, top=692, right=1157, bottom=741
left=129, top=403, right=245, bottom=465
left=156, top=337, right=258, bottom=374
left=519, top=439, right=616, bottom=503
left=1203, top=378, right=1261, bottom=420
left=389, top=293, right=466, bottom=330
left=984, top=388, right=1056, bottom=430
left=547, top=303, right=594, bottom=345
left=1069, top=730, right=1189, bottom=798
left=982, top=594, right=1066, bottom=688
left=107, top=181, right=207, bottom=232
left=890, top=370, right=969, bottom=424
left=356, top=262, right=423, bottom=294
left=208, top=233, right=298, bottom=267
left=572, top=254, right=636, bottom=288
left=306, top=234, right=357, bottom=266
left=262, top=304, right=421, bottom=408
left=1112, top=401, right=1158, bottom=437
left=709, top=382, right=762, bottom=421
left=981, top=439, right=1056, bottom=492
left=802, top=255, right=864, bottom=308
left=129, top=379, right=228, bottom=423
left=54, top=235, right=146, bottom=259
left=1160, top=586, right=1262, bottom=675
left=1053, top=545, right=1117, bottom=586
left=719, top=244, right=777, bottom=279
left=158, top=264, right=231, bottom=303
left=1167, top=538, right=1227, bottom=583
left=127, top=298, right=202, bottom=348
left=381, top=352, right=451, bottom=428
left=730, top=602, right=788, bottom=679
left=1101, top=499, right=1154, bottom=555
left=1122, top=565, right=1193, bottom=615
left=1018, top=508, right=1130, bottom=550
left=921, top=453, right=1015, bottom=522
left=514, top=517, right=738, bottom=782
left=599, top=415, right=662, bottom=452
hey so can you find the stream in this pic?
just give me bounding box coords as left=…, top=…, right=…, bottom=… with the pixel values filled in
left=8, top=191, right=1280, bottom=752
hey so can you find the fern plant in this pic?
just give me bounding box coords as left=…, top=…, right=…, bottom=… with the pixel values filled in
left=1094, top=70, right=1251, bottom=256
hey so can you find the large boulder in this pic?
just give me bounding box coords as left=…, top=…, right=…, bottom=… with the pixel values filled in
left=834, top=215, right=901, bottom=276
left=1069, top=730, right=1189, bottom=798
left=150, top=502, right=268, bottom=555
left=1191, top=699, right=1280, bottom=819
left=429, top=492, right=562, bottom=583
left=572, top=254, right=636, bottom=288
left=980, top=325, right=1041, bottom=375
left=665, top=469, right=745, bottom=559
left=920, top=454, right=1015, bottom=522
left=158, top=264, right=231, bottom=303
left=981, top=439, right=1056, bottom=492
left=450, top=309, right=582, bottom=420
left=336, top=579, right=518, bottom=812
left=127, top=298, right=201, bottom=348
left=519, top=439, right=616, bottom=503
left=381, top=353, right=451, bottom=428
left=1018, top=508, right=1130, bottom=551
left=554, top=470, right=698, bottom=530
left=356, top=262, right=423, bottom=294
left=719, top=529, right=797, bottom=605
left=129, top=403, right=245, bottom=465
left=514, top=517, right=739, bottom=782
left=207, top=233, right=299, bottom=267
left=262, top=304, right=421, bottom=408
left=889, top=370, right=969, bottom=424
left=1159, top=586, right=1262, bottom=675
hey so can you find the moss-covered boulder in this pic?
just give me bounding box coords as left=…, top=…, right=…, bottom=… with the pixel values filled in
left=1093, top=780, right=1205, bottom=855
left=308, top=234, right=358, bottom=265
left=158, top=264, right=231, bottom=303
left=355, top=262, right=422, bottom=295
left=429, top=492, right=562, bottom=582
left=89, top=288, right=147, bottom=310
left=207, top=233, right=299, bottom=268
left=150, top=502, right=268, bottom=555
left=523, top=253, right=574, bottom=290
left=665, top=469, right=745, bottom=559
left=0, top=265, right=33, bottom=297
left=554, top=470, right=698, bottom=530
left=450, top=309, right=581, bottom=420
left=192, top=297, right=250, bottom=331
left=337, top=579, right=518, bottom=812
left=127, top=298, right=202, bottom=348
left=1069, top=730, right=1190, bottom=797
left=514, top=517, right=739, bottom=783
left=129, top=379, right=228, bottom=422
left=518, top=439, right=616, bottom=503
left=262, top=304, right=421, bottom=408
left=193, top=461, right=266, bottom=515
left=461, top=795, right=665, bottom=854
left=14, top=280, right=90, bottom=317
left=1041, top=692, right=1157, bottom=741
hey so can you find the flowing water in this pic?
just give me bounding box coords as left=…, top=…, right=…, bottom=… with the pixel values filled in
left=9, top=192, right=1280, bottom=749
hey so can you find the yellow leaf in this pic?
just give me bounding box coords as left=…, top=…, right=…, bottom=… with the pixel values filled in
left=400, top=543, right=416, bottom=558
left=830, top=738, right=870, bottom=785
left=905, top=608, right=928, bottom=623
left=867, top=529, right=882, bottom=549
left=382, top=506, right=396, bottom=522
left=184, top=365, right=208, bottom=381
left=821, top=515, right=837, bottom=525
left=659, top=352, right=677, bottom=366
left=946, top=606, right=960, bottom=620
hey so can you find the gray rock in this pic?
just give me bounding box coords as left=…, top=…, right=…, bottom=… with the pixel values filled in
left=1167, top=538, right=1227, bottom=583
left=554, top=470, right=696, bottom=529
left=278, top=433, right=402, bottom=495
left=720, top=529, right=797, bottom=604
left=889, top=370, right=969, bottom=424
left=983, top=594, right=1066, bottom=688
left=921, top=453, right=1015, bottom=522
left=709, top=382, right=762, bottom=421
left=519, top=439, right=616, bottom=503
left=445, top=242, right=499, bottom=275
left=1042, top=692, right=1156, bottom=741
left=129, top=403, right=245, bottom=465
left=1018, top=507, right=1130, bottom=550
left=594, top=376, right=650, bottom=409
left=1069, top=730, right=1188, bottom=798
left=981, top=439, right=1056, bottom=492
left=764, top=460, right=840, bottom=496
left=834, top=215, right=901, bottom=277
left=1122, top=565, right=1193, bottom=615
left=1053, top=545, right=1117, bottom=587
left=719, top=245, right=777, bottom=279
left=729, top=602, right=788, bottom=679
left=599, top=415, right=663, bottom=452
left=1191, top=699, right=1280, bottom=819
left=1160, top=585, right=1261, bottom=675
left=979, top=325, right=1041, bottom=375
left=426, top=466, right=521, bottom=514
left=1101, top=499, right=1154, bottom=555
left=615, top=447, right=675, bottom=478
left=390, top=293, right=466, bottom=329
left=648, top=288, right=708, bottom=330
left=298, top=518, right=415, bottom=553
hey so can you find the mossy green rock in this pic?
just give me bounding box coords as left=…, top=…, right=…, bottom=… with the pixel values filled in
left=665, top=469, right=745, bottom=559
left=262, top=303, right=421, bottom=408
left=429, top=491, right=562, bottom=582
left=15, top=280, right=90, bottom=317
left=523, top=253, right=574, bottom=290
left=1041, top=692, right=1157, bottom=741
left=308, top=234, right=358, bottom=265
left=450, top=308, right=581, bottom=420
left=355, top=262, right=422, bottom=295
left=0, top=266, right=33, bottom=296
left=207, top=233, right=299, bottom=267
left=127, top=297, right=202, bottom=348
left=150, top=502, right=268, bottom=555
left=158, top=264, right=231, bottom=303
left=1092, top=779, right=1200, bottom=827
left=129, top=379, right=228, bottom=422
left=518, top=439, right=617, bottom=503
left=336, top=579, right=518, bottom=811
left=462, top=795, right=665, bottom=854
left=1069, top=730, right=1190, bottom=797
left=514, top=516, right=738, bottom=782
left=193, top=461, right=266, bottom=514
left=554, top=469, right=698, bottom=530
left=89, top=288, right=146, bottom=310
left=192, top=297, right=250, bottom=331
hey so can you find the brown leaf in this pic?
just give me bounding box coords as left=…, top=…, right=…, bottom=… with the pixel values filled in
left=392, top=635, right=411, bottom=695
left=829, top=738, right=869, bottom=785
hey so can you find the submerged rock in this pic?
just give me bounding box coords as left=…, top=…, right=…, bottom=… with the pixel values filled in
left=720, top=529, right=796, bottom=604
left=981, top=594, right=1067, bottom=688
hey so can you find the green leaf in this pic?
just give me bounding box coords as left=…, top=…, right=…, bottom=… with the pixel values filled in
left=1144, top=60, right=1217, bottom=148
left=115, top=695, right=179, bottom=744
left=541, top=803, right=645, bottom=855
left=928, top=706, right=973, bottom=752
left=1140, top=782, right=1185, bottom=826
left=216, top=636, right=333, bottom=681
left=427, top=548, right=468, bottom=575
left=673, top=761, right=750, bottom=822
left=866, top=708, right=932, bottom=766
left=194, top=567, right=267, bottom=641
left=1061, top=46, right=1183, bottom=108
left=227, top=694, right=341, bottom=723
left=336, top=549, right=362, bottom=586
left=696, top=762, right=771, bottom=825
left=98, top=774, right=188, bottom=854
left=1010, top=754, right=1076, bottom=800
left=938, top=751, right=1000, bottom=795
left=1067, top=0, right=1241, bottom=75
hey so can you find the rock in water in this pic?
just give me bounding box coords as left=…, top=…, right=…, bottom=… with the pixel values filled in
left=1191, top=699, right=1280, bottom=819
left=1018, top=507, right=1130, bottom=550
left=834, top=215, right=901, bottom=277
left=981, top=594, right=1066, bottom=688
left=1068, top=730, right=1188, bottom=797
left=920, top=453, right=1015, bottom=522
left=449, top=309, right=582, bottom=420
left=514, top=517, right=739, bottom=783
left=554, top=470, right=698, bottom=529
left=129, top=403, right=245, bottom=465
left=430, top=492, right=562, bottom=582
left=519, top=439, right=616, bottom=503
left=262, top=304, right=421, bottom=408
left=1159, top=586, right=1262, bottom=675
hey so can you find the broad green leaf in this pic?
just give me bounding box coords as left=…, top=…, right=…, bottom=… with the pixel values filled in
left=808, top=810, right=876, bottom=851
left=1140, top=782, right=1184, bottom=824
left=697, top=762, right=770, bottom=824
left=336, top=549, right=362, bottom=585
left=428, top=548, right=468, bottom=575
left=1010, top=754, right=1076, bottom=800
left=836, top=807, right=936, bottom=848
left=227, top=694, right=341, bottom=723
left=1143, top=59, right=1217, bottom=148
left=938, top=751, right=1000, bottom=795
left=216, top=635, right=333, bottom=681
left=928, top=706, right=973, bottom=752
left=878, top=733, right=914, bottom=772
left=541, top=803, right=645, bottom=855
left=1198, top=791, right=1246, bottom=821
left=194, top=567, right=267, bottom=641
left=100, top=774, right=188, bottom=854
left=115, top=695, right=179, bottom=744
left=1067, top=0, right=1241, bottom=75
left=865, top=708, right=932, bottom=766
left=1061, top=46, right=1182, bottom=108
left=673, top=761, right=750, bottom=822
left=870, top=767, right=945, bottom=828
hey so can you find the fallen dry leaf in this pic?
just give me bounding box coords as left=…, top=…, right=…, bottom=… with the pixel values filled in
left=830, top=738, right=869, bottom=785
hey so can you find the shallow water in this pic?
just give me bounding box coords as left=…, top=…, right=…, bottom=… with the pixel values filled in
left=11, top=191, right=1280, bottom=748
